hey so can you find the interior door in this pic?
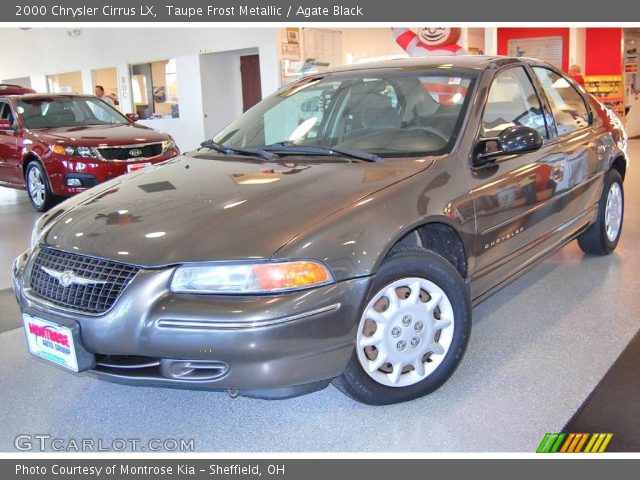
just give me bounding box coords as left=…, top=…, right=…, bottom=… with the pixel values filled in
left=240, top=55, right=262, bottom=112
left=130, top=63, right=155, bottom=119
left=469, top=66, right=567, bottom=296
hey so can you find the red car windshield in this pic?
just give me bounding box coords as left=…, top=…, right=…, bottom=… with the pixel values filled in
left=17, top=97, right=129, bottom=129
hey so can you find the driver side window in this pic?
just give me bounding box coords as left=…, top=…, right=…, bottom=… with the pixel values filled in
left=0, top=102, right=14, bottom=126
left=482, top=67, right=548, bottom=139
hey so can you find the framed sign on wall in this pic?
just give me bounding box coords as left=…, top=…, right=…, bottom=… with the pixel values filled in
left=507, top=36, right=563, bottom=68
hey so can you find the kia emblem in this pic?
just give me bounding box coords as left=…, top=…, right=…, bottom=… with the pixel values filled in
left=129, top=149, right=143, bottom=157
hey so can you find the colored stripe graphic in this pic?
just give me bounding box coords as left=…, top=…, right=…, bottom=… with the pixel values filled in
left=537, top=433, right=613, bottom=453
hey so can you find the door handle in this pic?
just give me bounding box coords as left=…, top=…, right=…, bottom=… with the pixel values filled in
left=550, top=165, right=564, bottom=182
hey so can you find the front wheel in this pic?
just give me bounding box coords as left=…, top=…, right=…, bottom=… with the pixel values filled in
left=333, top=246, right=471, bottom=405
left=25, top=161, right=57, bottom=212
left=577, top=169, right=624, bottom=255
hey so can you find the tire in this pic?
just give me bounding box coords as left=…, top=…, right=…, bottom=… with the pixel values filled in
left=333, top=246, right=471, bottom=405
left=25, top=161, right=57, bottom=212
left=577, top=169, right=624, bottom=256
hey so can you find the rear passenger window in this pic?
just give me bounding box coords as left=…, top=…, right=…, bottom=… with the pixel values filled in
left=533, top=67, right=590, bottom=136
left=482, top=67, right=548, bottom=139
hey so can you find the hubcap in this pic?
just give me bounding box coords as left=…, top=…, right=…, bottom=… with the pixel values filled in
left=604, top=182, right=623, bottom=243
left=356, top=277, right=455, bottom=388
left=27, top=167, right=46, bottom=207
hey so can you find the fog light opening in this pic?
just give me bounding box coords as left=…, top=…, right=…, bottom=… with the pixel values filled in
left=65, top=178, right=83, bottom=187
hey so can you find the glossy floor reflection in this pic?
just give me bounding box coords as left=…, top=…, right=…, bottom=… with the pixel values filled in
left=0, top=141, right=639, bottom=452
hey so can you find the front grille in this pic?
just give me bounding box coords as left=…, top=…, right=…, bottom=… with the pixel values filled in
left=29, top=248, right=140, bottom=314
left=98, top=143, right=162, bottom=161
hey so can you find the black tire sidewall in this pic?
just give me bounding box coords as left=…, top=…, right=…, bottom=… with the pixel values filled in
left=342, top=248, right=471, bottom=405
left=599, top=170, right=624, bottom=253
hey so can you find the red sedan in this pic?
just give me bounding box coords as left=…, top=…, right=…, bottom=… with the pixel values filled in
left=0, top=85, right=179, bottom=211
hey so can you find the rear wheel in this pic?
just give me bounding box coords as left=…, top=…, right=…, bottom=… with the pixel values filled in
left=577, top=169, right=624, bottom=255
left=334, top=247, right=471, bottom=405
left=25, top=161, right=56, bottom=212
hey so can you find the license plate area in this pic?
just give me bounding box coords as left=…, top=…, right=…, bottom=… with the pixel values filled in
left=22, top=314, right=95, bottom=372
left=127, top=162, right=152, bottom=173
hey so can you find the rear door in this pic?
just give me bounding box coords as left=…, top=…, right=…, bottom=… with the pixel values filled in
left=0, top=100, right=21, bottom=185
left=469, top=65, right=567, bottom=297
left=531, top=67, right=604, bottom=226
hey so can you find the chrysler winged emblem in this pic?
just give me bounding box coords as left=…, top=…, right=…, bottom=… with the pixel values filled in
left=41, top=266, right=108, bottom=288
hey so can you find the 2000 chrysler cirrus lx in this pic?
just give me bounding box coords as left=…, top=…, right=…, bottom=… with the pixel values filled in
left=13, top=56, right=628, bottom=404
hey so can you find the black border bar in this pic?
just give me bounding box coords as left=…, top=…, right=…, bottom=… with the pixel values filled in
left=4, top=0, right=640, bottom=22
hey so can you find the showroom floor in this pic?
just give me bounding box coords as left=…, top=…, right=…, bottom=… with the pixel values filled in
left=1, top=142, right=639, bottom=452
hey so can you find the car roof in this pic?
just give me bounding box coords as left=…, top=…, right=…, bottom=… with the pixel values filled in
left=0, top=84, right=37, bottom=96
left=4, top=93, right=93, bottom=100
left=320, top=55, right=532, bottom=75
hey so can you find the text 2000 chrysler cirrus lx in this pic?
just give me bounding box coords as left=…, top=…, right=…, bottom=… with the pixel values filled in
left=14, top=57, right=627, bottom=404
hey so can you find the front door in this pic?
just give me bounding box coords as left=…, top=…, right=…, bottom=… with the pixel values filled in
left=0, top=101, right=21, bottom=186
left=468, top=66, right=567, bottom=298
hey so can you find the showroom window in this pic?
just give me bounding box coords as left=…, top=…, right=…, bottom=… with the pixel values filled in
left=46, top=71, right=83, bottom=94
left=130, top=59, right=179, bottom=119
left=482, top=67, right=548, bottom=138
left=533, top=67, right=590, bottom=136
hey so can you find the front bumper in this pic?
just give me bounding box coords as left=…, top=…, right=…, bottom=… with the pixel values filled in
left=45, top=149, right=180, bottom=197
left=13, top=250, right=371, bottom=398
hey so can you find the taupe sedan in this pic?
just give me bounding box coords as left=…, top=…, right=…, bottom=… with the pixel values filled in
left=14, top=56, right=627, bottom=404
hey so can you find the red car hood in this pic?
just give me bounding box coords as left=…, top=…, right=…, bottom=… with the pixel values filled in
left=27, top=123, right=169, bottom=147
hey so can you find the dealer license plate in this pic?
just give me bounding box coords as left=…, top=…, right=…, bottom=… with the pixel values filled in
left=127, top=162, right=152, bottom=173
left=22, top=314, right=79, bottom=371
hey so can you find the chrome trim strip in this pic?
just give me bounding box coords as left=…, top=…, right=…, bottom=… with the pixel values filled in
left=157, top=303, right=342, bottom=331
left=41, top=265, right=109, bottom=287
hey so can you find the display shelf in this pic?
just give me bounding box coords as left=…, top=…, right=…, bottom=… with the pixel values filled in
left=584, top=75, right=625, bottom=121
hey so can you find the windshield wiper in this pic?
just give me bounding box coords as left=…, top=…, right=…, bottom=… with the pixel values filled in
left=200, top=140, right=278, bottom=162
left=262, top=142, right=382, bottom=163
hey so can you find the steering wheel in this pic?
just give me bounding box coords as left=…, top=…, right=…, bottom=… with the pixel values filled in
left=404, top=117, right=450, bottom=142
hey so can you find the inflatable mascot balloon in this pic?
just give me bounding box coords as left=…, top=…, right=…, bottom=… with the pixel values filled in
left=392, top=27, right=466, bottom=56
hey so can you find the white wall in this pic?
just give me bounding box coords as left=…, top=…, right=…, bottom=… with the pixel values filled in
left=0, top=27, right=280, bottom=151
left=138, top=55, right=206, bottom=152
left=570, top=28, right=587, bottom=72
left=341, top=28, right=406, bottom=65
left=200, top=49, right=250, bottom=140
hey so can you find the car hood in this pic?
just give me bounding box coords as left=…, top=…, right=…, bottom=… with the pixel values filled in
left=27, top=123, right=169, bottom=146
left=41, top=154, right=434, bottom=266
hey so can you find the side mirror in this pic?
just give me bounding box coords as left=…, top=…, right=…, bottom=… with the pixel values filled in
left=125, top=113, right=139, bottom=123
left=0, top=118, right=14, bottom=130
left=474, top=126, right=543, bottom=167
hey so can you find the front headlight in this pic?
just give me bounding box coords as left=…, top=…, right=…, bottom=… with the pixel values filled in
left=162, top=138, right=176, bottom=153
left=170, top=260, right=333, bottom=294
left=52, top=144, right=99, bottom=158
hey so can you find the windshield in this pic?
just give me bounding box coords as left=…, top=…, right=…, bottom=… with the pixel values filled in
left=17, top=97, right=130, bottom=129
left=213, top=68, right=477, bottom=157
